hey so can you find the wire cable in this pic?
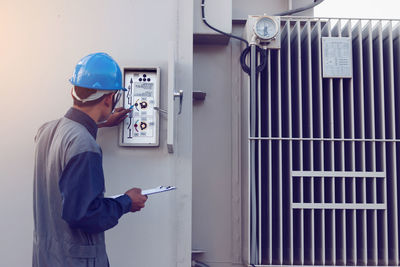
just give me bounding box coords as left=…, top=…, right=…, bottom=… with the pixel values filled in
left=201, top=0, right=257, bottom=74
left=200, top=0, right=325, bottom=74
left=240, top=46, right=267, bottom=75
left=201, top=0, right=249, bottom=47
left=274, top=0, right=325, bottom=16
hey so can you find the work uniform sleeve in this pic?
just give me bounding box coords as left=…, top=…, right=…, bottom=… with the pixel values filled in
left=59, top=151, right=132, bottom=234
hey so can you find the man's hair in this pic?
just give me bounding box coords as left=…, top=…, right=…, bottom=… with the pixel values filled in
left=73, top=86, right=112, bottom=107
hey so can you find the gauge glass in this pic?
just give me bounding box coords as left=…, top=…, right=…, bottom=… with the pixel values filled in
left=254, top=17, right=278, bottom=40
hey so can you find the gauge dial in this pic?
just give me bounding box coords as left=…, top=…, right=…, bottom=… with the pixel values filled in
left=254, top=16, right=279, bottom=40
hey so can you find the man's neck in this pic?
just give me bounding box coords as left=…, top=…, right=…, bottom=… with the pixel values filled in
left=72, top=105, right=101, bottom=123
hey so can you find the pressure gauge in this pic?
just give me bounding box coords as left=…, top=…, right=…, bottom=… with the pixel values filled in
left=253, top=16, right=279, bottom=41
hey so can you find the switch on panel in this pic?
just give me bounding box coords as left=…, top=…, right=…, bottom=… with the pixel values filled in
left=119, top=68, right=160, bottom=147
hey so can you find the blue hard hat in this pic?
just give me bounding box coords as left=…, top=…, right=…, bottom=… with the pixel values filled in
left=69, top=52, right=127, bottom=91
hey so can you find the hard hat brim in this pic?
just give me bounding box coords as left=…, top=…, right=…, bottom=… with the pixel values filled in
left=69, top=78, right=127, bottom=91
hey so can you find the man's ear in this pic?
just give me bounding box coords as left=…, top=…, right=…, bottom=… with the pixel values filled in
left=103, top=93, right=113, bottom=107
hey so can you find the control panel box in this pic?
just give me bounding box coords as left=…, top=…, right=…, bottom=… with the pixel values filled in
left=119, top=67, right=160, bottom=147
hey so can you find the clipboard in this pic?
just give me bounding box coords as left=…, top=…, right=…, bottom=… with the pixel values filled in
left=142, top=186, right=176, bottom=195
left=109, top=185, right=176, bottom=199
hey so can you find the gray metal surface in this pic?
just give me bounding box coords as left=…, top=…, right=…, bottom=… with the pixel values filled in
left=0, top=0, right=193, bottom=266
left=245, top=17, right=400, bottom=266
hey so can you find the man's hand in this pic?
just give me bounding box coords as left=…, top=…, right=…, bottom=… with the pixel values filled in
left=125, top=188, right=148, bottom=212
left=98, top=107, right=131, bottom=128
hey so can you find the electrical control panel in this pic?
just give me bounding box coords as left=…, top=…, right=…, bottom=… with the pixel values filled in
left=119, top=67, right=160, bottom=147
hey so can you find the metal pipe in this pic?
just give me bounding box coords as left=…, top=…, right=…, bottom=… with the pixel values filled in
left=250, top=44, right=258, bottom=265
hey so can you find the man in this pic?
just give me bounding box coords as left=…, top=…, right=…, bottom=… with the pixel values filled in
left=33, top=52, right=148, bottom=267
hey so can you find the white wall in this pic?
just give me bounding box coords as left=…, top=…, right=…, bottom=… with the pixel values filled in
left=0, top=0, right=192, bottom=266
left=193, top=44, right=236, bottom=267
left=232, top=0, right=288, bottom=19
left=194, top=0, right=232, bottom=35
left=232, top=0, right=314, bottom=20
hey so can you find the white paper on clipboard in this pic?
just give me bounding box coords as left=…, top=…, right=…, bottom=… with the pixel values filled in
left=142, top=186, right=176, bottom=195
left=109, top=186, right=176, bottom=199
